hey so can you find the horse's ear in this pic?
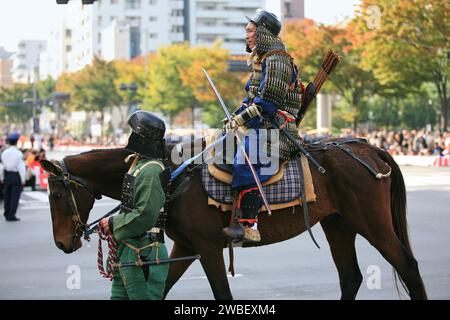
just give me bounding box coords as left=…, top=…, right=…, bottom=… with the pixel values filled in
left=40, top=160, right=62, bottom=175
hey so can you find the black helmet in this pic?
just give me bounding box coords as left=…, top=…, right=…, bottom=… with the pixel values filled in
left=246, top=9, right=282, bottom=36
left=125, top=111, right=166, bottom=159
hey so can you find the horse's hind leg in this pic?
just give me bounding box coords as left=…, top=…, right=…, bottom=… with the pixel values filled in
left=321, top=213, right=363, bottom=300
left=338, top=188, right=427, bottom=299
left=164, top=242, right=197, bottom=299
left=365, top=228, right=427, bottom=299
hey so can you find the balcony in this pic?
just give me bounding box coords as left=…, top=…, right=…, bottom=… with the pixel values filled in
left=196, top=26, right=242, bottom=35
left=224, top=1, right=262, bottom=9
left=169, top=0, right=184, bottom=10
left=169, top=16, right=184, bottom=25
left=196, top=10, right=231, bottom=19
left=169, top=33, right=185, bottom=42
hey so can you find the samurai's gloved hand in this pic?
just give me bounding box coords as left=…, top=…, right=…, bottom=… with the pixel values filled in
left=223, top=104, right=262, bottom=132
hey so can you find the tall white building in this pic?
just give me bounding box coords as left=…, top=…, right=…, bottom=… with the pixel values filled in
left=0, top=47, right=14, bottom=89
left=266, top=0, right=305, bottom=22
left=11, top=40, right=47, bottom=84
left=101, top=20, right=131, bottom=61
left=62, top=0, right=186, bottom=72
left=187, top=0, right=264, bottom=55
left=49, top=0, right=304, bottom=75
left=187, top=0, right=305, bottom=55
left=40, top=19, right=74, bottom=80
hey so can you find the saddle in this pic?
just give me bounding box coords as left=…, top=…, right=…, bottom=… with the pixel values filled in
left=201, top=134, right=317, bottom=212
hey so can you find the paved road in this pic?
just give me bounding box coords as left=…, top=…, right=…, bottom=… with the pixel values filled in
left=0, top=157, right=448, bottom=299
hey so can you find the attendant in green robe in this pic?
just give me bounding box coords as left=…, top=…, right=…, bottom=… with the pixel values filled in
left=100, top=111, right=169, bottom=300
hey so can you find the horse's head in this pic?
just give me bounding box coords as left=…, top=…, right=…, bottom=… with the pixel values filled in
left=41, top=159, right=99, bottom=254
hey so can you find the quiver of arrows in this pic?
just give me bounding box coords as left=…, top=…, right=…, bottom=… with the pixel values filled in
left=296, top=50, right=341, bottom=127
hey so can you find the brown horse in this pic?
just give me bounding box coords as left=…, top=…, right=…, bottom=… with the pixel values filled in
left=40, top=138, right=427, bottom=300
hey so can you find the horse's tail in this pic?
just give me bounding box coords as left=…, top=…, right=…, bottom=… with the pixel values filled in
left=376, top=148, right=418, bottom=298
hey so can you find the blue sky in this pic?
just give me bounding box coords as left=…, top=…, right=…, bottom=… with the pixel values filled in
left=0, top=0, right=361, bottom=52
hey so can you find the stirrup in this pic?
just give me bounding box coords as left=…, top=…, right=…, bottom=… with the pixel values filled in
left=222, top=225, right=244, bottom=242
left=222, top=225, right=261, bottom=243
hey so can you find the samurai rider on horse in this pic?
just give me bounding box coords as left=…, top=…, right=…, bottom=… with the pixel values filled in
left=220, top=9, right=306, bottom=243
left=91, top=8, right=327, bottom=298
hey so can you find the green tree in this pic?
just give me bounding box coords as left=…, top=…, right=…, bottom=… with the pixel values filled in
left=37, top=77, right=56, bottom=102
left=178, top=42, right=245, bottom=128
left=284, top=19, right=381, bottom=132
left=59, top=57, right=121, bottom=135
left=114, top=59, right=146, bottom=129
left=142, top=43, right=196, bottom=126
left=143, top=42, right=244, bottom=128
left=358, top=0, right=449, bottom=130
left=0, top=84, right=34, bottom=129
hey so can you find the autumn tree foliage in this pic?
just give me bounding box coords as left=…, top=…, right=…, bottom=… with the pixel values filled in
left=357, top=0, right=449, bottom=131
left=284, top=19, right=380, bottom=131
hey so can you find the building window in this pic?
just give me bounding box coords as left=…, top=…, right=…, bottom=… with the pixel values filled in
left=111, top=0, right=119, bottom=4
left=130, top=27, right=141, bottom=59
left=171, top=25, right=183, bottom=33
left=149, top=0, right=157, bottom=4
left=65, top=29, right=72, bottom=38
left=149, top=33, right=157, bottom=38
left=199, top=19, right=216, bottom=26
left=98, top=32, right=102, bottom=44
left=125, top=0, right=141, bottom=9
left=199, top=3, right=216, bottom=10
left=110, top=16, right=118, bottom=21
left=98, top=16, right=102, bottom=27
left=66, top=45, right=72, bottom=52
left=171, top=9, right=183, bottom=17
left=149, top=16, right=157, bottom=22
left=284, top=2, right=292, bottom=18
left=126, top=16, right=141, bottom=27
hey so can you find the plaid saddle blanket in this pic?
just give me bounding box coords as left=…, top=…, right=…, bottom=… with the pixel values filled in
left=200, top=158, right=302, bottom=205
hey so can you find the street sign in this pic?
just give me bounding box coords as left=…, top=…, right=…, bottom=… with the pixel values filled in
left=33, top=117, right=40, bottom=134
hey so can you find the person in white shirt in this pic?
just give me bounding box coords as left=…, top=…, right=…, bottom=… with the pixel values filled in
left=1, top=133, right=25, bottom=222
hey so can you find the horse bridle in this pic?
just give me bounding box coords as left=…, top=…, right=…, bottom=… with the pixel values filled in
left=48, top=159, right=103, bottom=238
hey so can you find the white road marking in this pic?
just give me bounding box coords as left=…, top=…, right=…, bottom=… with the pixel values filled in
left=181, top=274, right=243, bottom=281
left=19, top=191, right=118, bottom=210
left=22, top=191, right=49, bottom=202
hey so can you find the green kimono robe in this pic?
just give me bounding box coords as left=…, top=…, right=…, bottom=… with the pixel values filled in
left=109, top=159, right=169, bottom=300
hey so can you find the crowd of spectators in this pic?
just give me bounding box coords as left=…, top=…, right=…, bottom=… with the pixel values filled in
left=363, top=129, right=450, bottom=156
left=304, top=129, right=450, bottom=157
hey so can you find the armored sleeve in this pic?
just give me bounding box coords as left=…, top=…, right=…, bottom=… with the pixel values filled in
left=111, top=164, right=165, bottom=241
left=253, top=54, right=292, bottom=116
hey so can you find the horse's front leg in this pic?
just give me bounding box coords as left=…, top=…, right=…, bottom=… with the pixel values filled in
left=195, top=240, right=233, bottom=300
left=164, top=241, right=197, bottom=299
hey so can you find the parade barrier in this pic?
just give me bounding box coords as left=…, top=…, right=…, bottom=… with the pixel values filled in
left=393, top=155, right=450, bottom=167
left=432, top=155, right=450, bottom=167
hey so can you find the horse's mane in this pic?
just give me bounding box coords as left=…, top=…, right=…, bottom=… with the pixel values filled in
left=65, top=147, right=130, bottom=160
left=63, top=142, right=183, bottom=180
left=64, top=148, right=132, bottom=180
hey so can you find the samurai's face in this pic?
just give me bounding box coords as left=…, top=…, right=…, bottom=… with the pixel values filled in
left=245, top=22, right=257, bottom=50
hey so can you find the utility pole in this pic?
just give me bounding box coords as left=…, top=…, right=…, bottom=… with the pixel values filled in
left=32, top=64, right=37, bottom=130
left=32, top=62, right=42, bottom=150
